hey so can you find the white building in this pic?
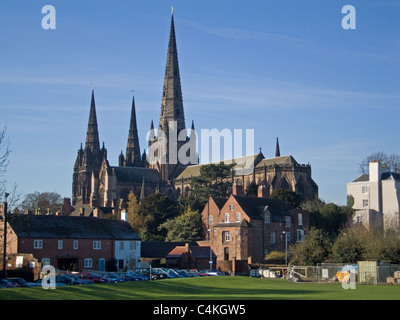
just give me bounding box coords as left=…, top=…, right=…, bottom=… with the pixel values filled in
left=347, top=161, right=400, bottom=230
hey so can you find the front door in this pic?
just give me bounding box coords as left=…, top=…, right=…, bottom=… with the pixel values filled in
left=98, top=258, right=105, bottom=272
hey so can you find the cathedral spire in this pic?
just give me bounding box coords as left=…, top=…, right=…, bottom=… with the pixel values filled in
left=275, top=137, right=281, bottom=157
left=159, top=13, right=185, bottom=134
left=85, top=88, right=101, bottom=153
left=124, top=92, right=142, bottom=167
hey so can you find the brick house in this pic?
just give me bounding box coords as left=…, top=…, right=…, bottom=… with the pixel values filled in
left=201, top=185, right=309, bottom=273
left=3, top=214, right=141, bottom=273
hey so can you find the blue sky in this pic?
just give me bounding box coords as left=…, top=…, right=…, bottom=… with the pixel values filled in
left=1, top=0, right=399, bottom=205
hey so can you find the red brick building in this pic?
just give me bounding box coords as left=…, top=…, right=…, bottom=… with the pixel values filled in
left=201, top=185, right=309, bottom=273
left=3, top=214, right=141, bottom=273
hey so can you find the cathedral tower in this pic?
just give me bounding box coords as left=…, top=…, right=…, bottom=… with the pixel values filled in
left=149, top=11, right=196, bottom=181
left=72, top=89, right=107, bottom=206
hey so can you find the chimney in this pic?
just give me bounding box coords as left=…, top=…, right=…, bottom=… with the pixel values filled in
left=258, top=185, right=268, bottom=198
left=232, top=183, right=244, bottom=196
left=79, top=207, right=85, bottom=217
left=185, top=243, right=190, bottom=253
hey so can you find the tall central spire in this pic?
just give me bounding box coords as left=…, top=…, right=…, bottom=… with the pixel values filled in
left=85, top=89, right=101, bottom=153
left=159, top=13, right=185, bottom=134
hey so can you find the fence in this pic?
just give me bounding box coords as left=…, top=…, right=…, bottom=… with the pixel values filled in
left=250, top=262, right=400, bottom=284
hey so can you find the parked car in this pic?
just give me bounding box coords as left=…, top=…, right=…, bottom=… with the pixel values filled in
left=0, top=279, right=15, bottom=288
left=183, top=269, right=200, bottom=277
left=67, top=274, right=95, bottom=285
left=6, top=277, right=28, bottom=287
left=149, top=269, right=169, bottom=280
left=78, top=272, right=110, bottom=284
left=27, top=278, right=68, bottom=287
left=199, top=269, right=226, bottom=276
left=189, top=269, right=208, bottom=276
left=172, top=269, right=191, bottom=278
left=102, top=273, right=127, bottom=283
left=123, top=272, right=149, bottom=281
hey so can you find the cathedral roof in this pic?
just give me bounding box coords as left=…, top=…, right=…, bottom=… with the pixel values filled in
left=174, top=153, right=264, bottom=180
left=112, top=166, right=160, bottom=183
left=255, top=155, right=299, bottom=168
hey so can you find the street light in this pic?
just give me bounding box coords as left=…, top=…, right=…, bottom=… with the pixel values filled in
left=208, top=229, right=213, bottom=271
left=2, top=192, right=10, bottom=279
left=282, top=231, right=288, bottom=266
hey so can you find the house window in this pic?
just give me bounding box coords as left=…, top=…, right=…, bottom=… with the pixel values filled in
left=84, top=258, right=93, bottom=268
left=296, top=229, right=305, bottom=242
left=298, top=213, right=303, bottom=226
left=264, top=212, right=270, bottom=224
left=130, top=241, right=136, bottom=251
left=285, top=216, right=291, bottom=227
left=363, top=199, right=369, bottom=207
left=223, top=231, right=230, bottom=242
left=73, top=240, right=79, bottom=250
left=362, top=186, right=368, bottom=194
left=224, top=213, right=230, bottom=223
left=235, top=212, right=241, bottom=222
left=285, top=232, right=291, bottom=242
left=119, top=241, right=125, bottom=250
left=58, top=240, right=63, bottom=249
left=269, top=232, right=276, bottom=244
left=93, top=241, right=101, bottom=250
left=34, top=240, right=43, bottom=249
left=209, top=215, right=213, bottom=225
left=229, top=204, right=234, bottom=211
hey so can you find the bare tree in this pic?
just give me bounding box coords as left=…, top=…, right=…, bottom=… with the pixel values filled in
left=359, top=152, right=400, bottom=174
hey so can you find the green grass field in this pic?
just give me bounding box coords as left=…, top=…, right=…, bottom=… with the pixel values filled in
left=1, top=276, right=400, bottom=300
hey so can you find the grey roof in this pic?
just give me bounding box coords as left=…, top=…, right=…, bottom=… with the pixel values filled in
left=233, top=195, right=294, bottom=221
left=255, top=155, right=299, bottom=168
left=175, top=153, right=264, bottom=180
left=352, top=174, right=369, bottom=182
left=112, top=166, right=160, bottom=183
left=8, top=214, right=140, bottom=240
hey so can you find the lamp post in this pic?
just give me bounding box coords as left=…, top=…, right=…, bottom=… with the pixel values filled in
left=208, top=229, right=213, bottom=271
left=282, top=231, right=288, bottom=266
left=2, top=192, right=10, bottom=279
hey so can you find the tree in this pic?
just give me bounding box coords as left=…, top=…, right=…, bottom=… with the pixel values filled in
left=301, top=199, right=353, bottom=239
left=290, top=227, right=331, bottom=265
left=190, top=163, right=235, bottom=205
left=359, top=151, right=400, bottom=174
left=126, top=192, right=148, bottom=234
left=138, top=193, right=180, bottom=241
left=269, top=189, right=303, bottom=208
left=158, top=206, right=202, bottom=242
left=331, top=227, right=365, bottom=263
left=20, top=191, right=62, bottom=215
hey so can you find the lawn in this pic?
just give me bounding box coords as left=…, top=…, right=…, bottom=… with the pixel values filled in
left=1, top=276, right=400, bottom=300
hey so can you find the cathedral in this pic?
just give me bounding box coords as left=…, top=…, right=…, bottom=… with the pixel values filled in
left=72, top=12, right=318, bottom=212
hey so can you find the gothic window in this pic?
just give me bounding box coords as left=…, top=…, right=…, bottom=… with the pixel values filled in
left=280, top=178, right=290, bottom=190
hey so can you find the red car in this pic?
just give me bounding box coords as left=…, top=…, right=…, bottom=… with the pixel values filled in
left=78, top=272, right=110, bottom=284
left=189, top=269, right=208, bottom=276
